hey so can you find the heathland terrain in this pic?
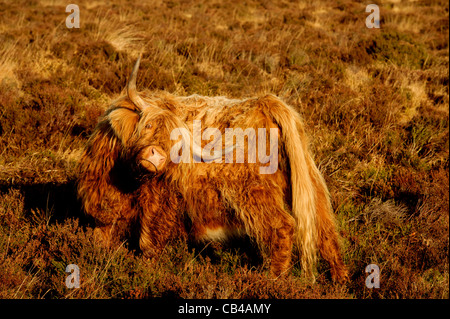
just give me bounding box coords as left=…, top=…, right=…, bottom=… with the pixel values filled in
left=0, top=0, right=448, bottom=298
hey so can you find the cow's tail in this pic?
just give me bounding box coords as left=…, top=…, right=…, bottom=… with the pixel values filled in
left=263, top=95, right=323, bottom=280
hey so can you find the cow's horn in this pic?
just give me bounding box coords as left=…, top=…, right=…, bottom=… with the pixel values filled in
left=127, top=55, right=148, bottom=111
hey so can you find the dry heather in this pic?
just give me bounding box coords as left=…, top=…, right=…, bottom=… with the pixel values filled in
left=0, top=0, right=448, bottom=299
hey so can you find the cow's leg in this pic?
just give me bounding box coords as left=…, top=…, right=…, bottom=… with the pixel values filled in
left=314, top=179, right=349, bottom=283
left=93, top=225, right=113, bottom=246
left=317, top=214, right=349, bottom=283
left=139, top=205, right=166, bottom=258
left=139, top=203, right=185, bottom=259
left=229, top=185, right=296, bottom=278
left=138, top=183, right=186, bottom=259
left=93, top=202, right=136, bottom=248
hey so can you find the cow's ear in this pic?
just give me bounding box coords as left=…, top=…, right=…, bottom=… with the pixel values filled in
left=108, top=108, right=140, bottom=145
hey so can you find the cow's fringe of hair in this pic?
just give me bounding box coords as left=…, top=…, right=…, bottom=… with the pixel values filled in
left=77, top=117, right=120, bottom=219
left=256, top=96, right=319, bottom=278
left=77, top=102, right=141, bottom=243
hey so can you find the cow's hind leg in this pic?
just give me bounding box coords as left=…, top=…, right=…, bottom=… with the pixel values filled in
left=316, top=204, right=349, bottom=282
left=314, top=180, right=349, bottom=283
left=231, top=186, right=296, bottom=278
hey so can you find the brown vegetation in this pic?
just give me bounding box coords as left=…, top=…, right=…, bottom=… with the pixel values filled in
left=0, top=0, right=448, bottom=298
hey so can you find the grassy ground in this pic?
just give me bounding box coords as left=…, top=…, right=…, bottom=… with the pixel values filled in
left=0, top=0, right=448, bottom=299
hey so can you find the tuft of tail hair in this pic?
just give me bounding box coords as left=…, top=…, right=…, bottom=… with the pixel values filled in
left=262, top=95, right=328, bottom=280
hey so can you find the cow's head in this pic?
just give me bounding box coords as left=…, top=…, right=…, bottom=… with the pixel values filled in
left=124, top=56, right=232, bottom=173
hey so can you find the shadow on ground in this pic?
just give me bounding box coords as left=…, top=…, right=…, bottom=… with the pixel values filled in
left=0, top=180, right=94, bottom=227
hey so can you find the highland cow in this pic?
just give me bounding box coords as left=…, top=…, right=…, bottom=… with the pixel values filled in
left=76, top=63, right=227, bottom=249
left=119, top=57, right=348, bottom=282
left=77, top=56, right=348, bottom=282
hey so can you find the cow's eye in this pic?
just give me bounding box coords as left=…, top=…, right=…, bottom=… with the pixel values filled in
left=145, top=123, right=152, bottom=129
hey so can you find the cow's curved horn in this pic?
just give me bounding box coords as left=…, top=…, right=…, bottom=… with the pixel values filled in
left=127, top=55, right=148, bottom=111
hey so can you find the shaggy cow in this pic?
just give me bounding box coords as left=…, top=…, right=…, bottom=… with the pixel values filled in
left=76, top=90, right=188, bottom=248
left=77, top=65, right=226, bottom=250
left=119, top=57, right=349, bottom=282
